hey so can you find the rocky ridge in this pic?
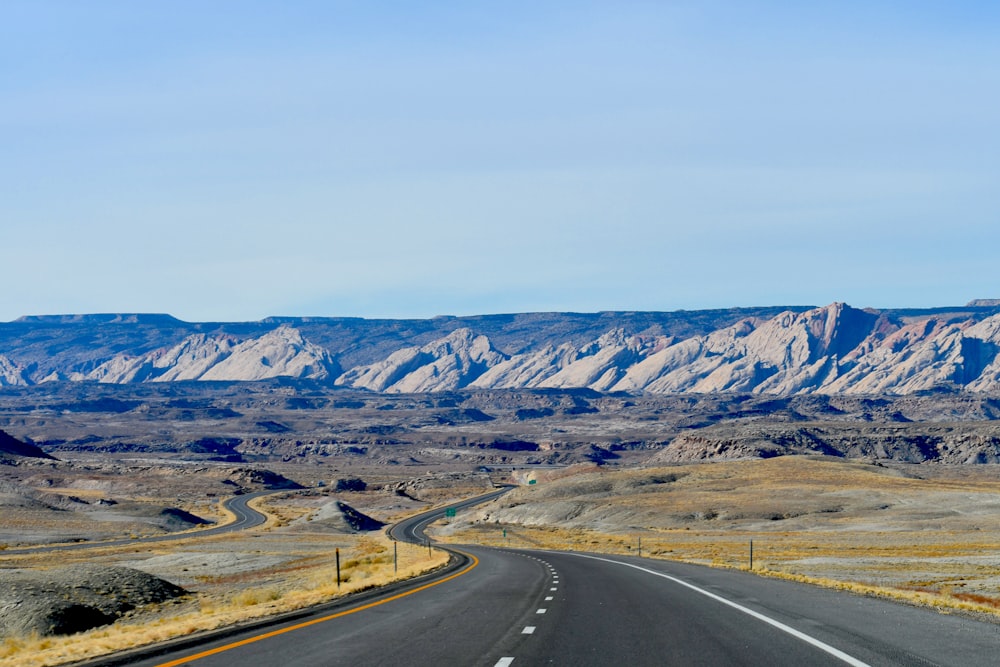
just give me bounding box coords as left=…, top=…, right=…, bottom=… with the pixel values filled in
left=0, top=355, right=27, bottom=386
left=77, top=326, right=338, bottom=384
left=3, top=303, right=1000, bottom=395
left=651, top=422, right=1000, bottom=465
left=336, top=328, right=505, bottom=392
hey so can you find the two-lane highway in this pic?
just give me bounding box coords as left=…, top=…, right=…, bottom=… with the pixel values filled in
left=493, top=550, right=1000, bottom=666
left=110, top=488, right=1000, bottom=666
left=117, top=542, right=1000, bottom=666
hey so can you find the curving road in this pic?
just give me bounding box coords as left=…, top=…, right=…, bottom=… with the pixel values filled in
left=4, top=490, right=275, bottom=555
left=208, top=491, right=271, bottom=535
left=104, top=489, right=1000, bottom=667
left=388, top=485, right=514, bottom=544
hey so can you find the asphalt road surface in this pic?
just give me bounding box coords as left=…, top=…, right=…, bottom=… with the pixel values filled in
left=6, top=490, right=274, bottom=555
left=112, top=493, right=1000, bottom=667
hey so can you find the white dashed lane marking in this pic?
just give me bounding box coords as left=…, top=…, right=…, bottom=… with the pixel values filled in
left=500, top=552, right=561, bottom=665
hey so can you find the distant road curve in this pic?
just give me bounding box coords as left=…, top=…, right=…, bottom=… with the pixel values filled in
left=387, top=485, right=514, bottom=544
left=3, top=489, right=277, bottom=555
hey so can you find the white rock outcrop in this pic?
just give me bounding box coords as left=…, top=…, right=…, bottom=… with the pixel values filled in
left=10, top=304, right=1000, bottom=395
left=198, top=326, right=337, bottom=382
left=151, top=334, right=237, bottom=381
left=607, top=304, right=877, bottom=394
left=336, top=328, right=507, bottom=392
left=0, top=355, right=28, bottom=386
left=83, top=327, right=336, bottom=384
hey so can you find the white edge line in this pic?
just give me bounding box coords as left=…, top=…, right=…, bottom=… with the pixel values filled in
left=567, top=553, right=870, bottom=667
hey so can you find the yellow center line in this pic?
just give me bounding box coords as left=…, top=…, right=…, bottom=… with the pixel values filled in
left=154, top=551, right=479, bottom=667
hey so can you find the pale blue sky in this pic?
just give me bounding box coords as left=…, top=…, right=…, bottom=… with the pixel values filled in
left=3, top=1, right=999, bottom=321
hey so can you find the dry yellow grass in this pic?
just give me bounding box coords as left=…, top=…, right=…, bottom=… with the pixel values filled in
left=252, top=493, right=312, bottom=529
left=0, top=534, right=448, bottom=667
left=438, top=456, right=1000, bottom=619
left=0, top=490, right=451, bottom=667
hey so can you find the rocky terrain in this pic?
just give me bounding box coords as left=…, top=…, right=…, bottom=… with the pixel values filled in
left=4, top=302, right=1000, bottom=395
left=0, top=566, right=186, bottom=637
left=0, top=426, right=310, bottom=548
left=0, top=429, right=56, bottom=463
left=653, top=422, right=1000, bottom=464
left=3, top=382, right=1000, bottom=468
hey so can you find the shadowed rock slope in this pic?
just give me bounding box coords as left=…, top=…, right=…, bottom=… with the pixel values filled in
left=0, top=429, right=56, bottom=462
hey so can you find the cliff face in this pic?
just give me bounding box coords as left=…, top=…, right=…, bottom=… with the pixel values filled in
left=3, top=303, right=1000, bottom=395
left=335, top=328, right=505, bottom=393
left=41, top=326, right=339, bottom=385
left=0, top=355, right=28, bottom=386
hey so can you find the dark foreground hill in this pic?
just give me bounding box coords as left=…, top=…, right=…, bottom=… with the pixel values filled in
left=0, top=429, right=56, bottom=462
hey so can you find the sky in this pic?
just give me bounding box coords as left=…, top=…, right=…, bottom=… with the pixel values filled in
left=3, top=1, right=999, bottom=322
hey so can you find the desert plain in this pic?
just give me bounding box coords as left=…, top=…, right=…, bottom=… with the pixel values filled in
left=2, top=382, right=1000, bottom=665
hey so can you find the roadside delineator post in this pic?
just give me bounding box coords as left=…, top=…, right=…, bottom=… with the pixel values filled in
left=749, top=540, right=754, bottom=570
left=336, top=547, right=341, bottom=588
left=394, top=540, right=398, bottom=574
left=638, top=536, right=642, bottom=558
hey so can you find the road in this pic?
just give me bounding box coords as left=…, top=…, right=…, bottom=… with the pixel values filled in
left=110, top=492, right=1000, bottom=667
left=4, top=490, right=275, bottom=555
left=209, top=491, right=271, bottom=535
left=387, top=485, right=513, bottom=543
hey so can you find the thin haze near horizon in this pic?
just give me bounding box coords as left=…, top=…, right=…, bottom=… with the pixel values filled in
left=4, top=2, right=998, bottom=323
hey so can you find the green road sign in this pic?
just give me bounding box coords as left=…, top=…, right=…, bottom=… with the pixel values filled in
left=445, top=507, right=456, bottom=517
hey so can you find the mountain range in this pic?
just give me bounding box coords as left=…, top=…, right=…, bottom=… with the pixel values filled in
left=3, top=302, right=1000, bottom=395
